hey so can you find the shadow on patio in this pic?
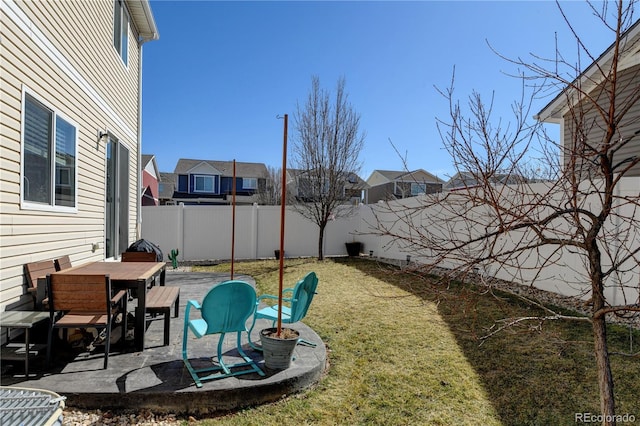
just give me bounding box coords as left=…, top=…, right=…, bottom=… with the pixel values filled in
left=0, top=271, right=327, bottom=415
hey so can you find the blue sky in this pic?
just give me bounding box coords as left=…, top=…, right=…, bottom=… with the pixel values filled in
left=142, top=1, right=615, bottom=181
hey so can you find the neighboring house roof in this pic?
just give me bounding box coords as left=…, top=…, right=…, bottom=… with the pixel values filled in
left=158, top=172, right=176, bottom=200
left=141, top=154, right=158, bottom=175
left=536, top=18, right=640, bottom=122
left=141, top=154, right=159, bottom=204
left=366, top=169, right=444, bottom=186
left=127, top=0, right=160, bottom=42
left=174, top=158, right=269, bottom=178
left=344, top=172, right=369, bottom=191
left=287, top=169, right=368, bottom=188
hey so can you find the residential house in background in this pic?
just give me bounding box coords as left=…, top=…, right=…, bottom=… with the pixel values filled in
left=366, top=169, right=443, bottom=204
left=170, top=159, right=269, bottom=205
left=0, top=0, right=158, bottom=311
left=141, top=154, right=159, bottom=206
left=287, top=169, right=368, bottom=205
left=442, top=171, right=527, bottom=192
left=535, top=19, right=640, bottom=177
left=158, top=172, right=177, bottom=205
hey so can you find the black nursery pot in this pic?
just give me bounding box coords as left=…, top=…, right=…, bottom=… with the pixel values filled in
left=345, top=242, right=362, bottom=257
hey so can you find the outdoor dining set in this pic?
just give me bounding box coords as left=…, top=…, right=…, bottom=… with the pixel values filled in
left=1, top=252, right=171, bottom=376
left=1, top=254, right=318, bottom=389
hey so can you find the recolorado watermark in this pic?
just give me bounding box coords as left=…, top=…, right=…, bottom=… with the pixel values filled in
left=575, top=412, right=636, bottom=423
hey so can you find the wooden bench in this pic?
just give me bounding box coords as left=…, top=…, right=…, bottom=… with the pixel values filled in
left=24, top=260, right=57, bottom=309
left=145, top=286, right=180, bottom=346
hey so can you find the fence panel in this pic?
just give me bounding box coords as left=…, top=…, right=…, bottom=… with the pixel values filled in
left=142, top=177, right=638, bottom=304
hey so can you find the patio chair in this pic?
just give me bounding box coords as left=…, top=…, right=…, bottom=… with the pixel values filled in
left=182, top=280, right=265, bottom=387
left=121, top=251, right=163, bottom=289
left=46, top=273, right=127, bottom=369
left=24, top=259, right=56, bottom=309
left=248, top=271, right=319, bottom=350
left=54, top=255, right=72, bottom=271
left=120, top=251, right=157, bottom=262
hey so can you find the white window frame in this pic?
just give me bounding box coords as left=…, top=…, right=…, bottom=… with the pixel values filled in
left=242, top=177, right=257, bottom=190
left=193, top=174, right=215, bottom=193
left=20, top=88, right=78, bottom=213
left=113, top=0, right=129, bottom=66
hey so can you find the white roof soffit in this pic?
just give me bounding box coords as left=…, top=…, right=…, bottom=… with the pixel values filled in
left=535, top=19, right=640, bottom=123
left=127, top=0, right=159, bottom=43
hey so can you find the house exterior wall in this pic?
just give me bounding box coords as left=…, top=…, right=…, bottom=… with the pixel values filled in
left=367, top=180, right=442, bottom=204
left=562, top=63, right=640, bottom=177
left=142, top=162, right=159, bottom=206
left=367, top=182, right=395, bottom=203
left=0, top=0, right=147, bottom=310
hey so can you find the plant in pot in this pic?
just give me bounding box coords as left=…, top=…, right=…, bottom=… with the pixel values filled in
left=259, top=114, right=299, bottom=370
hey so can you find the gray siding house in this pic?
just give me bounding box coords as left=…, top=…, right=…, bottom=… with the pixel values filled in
left=536, top=19, right=640, bottom=177
left=366, top=169, right=443, bottom=204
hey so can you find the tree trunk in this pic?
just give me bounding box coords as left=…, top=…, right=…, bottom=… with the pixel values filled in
left=593, top=314, right=616, bottom=425
left=318, top=222, right=325, bottom=260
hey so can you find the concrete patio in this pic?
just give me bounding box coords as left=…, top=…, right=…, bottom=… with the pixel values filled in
left=0, top=271, right=326, bottom=415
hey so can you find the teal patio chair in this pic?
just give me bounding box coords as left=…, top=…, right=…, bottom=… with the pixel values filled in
left=182, top=280, right=264, bottom=387
left=248, top=271, right=319, bottom=350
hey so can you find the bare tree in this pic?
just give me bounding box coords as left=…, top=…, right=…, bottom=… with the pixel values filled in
left=369, top=2, right=639, bottom=423
left=291, top=76, right=366, bottom=260
left=255, top=165, right=284, bottom=205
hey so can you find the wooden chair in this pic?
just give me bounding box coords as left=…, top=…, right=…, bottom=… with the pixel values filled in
left=24, top=260, right=57, bottom=309
left=46, top=274, right=127, bottom=369
left=121, top=251, right=164, bottom=287
left=121, top=251, right=157, bottom=262
left=54, top=255, right=72, bottom=271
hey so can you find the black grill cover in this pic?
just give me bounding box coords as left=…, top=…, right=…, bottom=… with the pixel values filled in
left=126, top=239, right=163, bottom=262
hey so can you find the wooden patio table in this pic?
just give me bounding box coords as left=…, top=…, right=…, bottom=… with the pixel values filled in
left=51, top=261, right=166, bottom=352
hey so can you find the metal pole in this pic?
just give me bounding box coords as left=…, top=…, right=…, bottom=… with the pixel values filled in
left=277, top=114, right=288, bottom=336
left=231, top=159, right=236, bottom=280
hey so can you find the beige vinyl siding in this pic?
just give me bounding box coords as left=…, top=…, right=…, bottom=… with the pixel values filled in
left=0, top=0, right=143, bottom=312
left=17, top=0, right=141, bottom=136
left=562, top=63, right=640, bottom=177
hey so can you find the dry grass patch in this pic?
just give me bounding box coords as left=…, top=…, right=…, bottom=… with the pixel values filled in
left=191, top=258, right=639, bottom=426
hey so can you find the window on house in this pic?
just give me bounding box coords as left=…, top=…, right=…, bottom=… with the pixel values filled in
left=178, top=175, right=188, bottom=192
left=22, top=92, right=77, bottom=210
left=411, top=183, right=426, bottom=196
left=194, top=175, right=214, bottom=192
left=113, top=0, right=129, bottom=65
left=242, top=178, right=257, bottom=189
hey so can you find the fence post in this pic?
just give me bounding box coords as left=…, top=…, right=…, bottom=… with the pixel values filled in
left=251, top=203, right=259, bottom=259
left=179, top=203, right=185, bottom=261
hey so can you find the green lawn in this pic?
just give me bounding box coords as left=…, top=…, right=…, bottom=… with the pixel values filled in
left=191, top=258, right=640, bottom=426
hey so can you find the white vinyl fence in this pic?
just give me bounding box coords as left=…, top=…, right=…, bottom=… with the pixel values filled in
left=142, top=177, right=639, bottom=304
left=141, top=204, right=364, bottom=261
